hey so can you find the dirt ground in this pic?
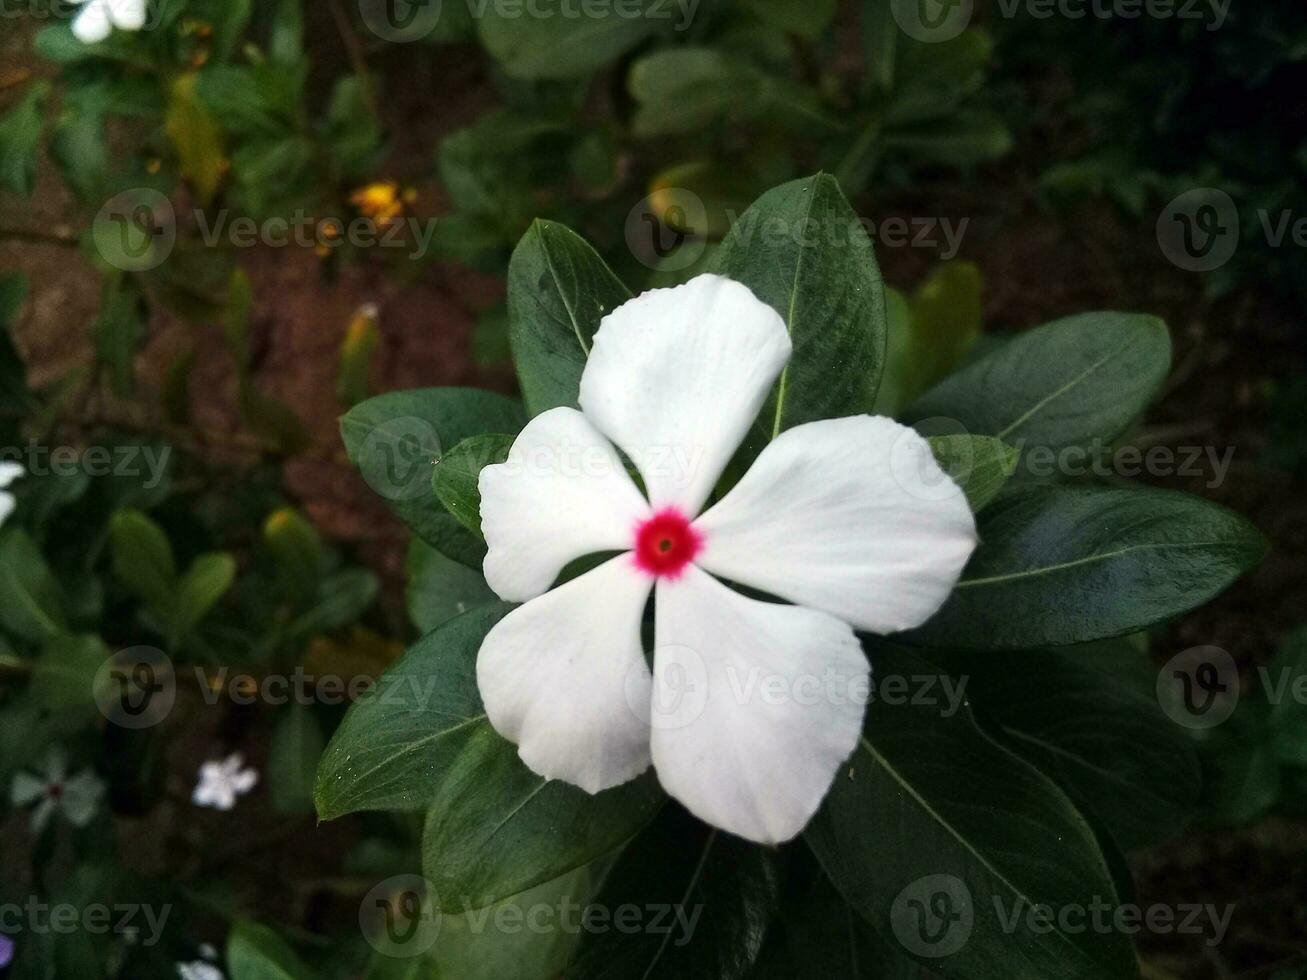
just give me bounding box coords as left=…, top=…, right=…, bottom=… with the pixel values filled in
left=3, top=16, right=1305, bottom=980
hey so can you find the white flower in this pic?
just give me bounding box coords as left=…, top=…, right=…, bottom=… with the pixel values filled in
left=177, top=962, right=224, bottom=980
left=192, top=753, right=258, bottom=811
left=69, top=0, right=147, bottom=44
left=475, top=273, right=977, bottom=844
left=10, top=749, right=104, bottom=833
left=0, top=461, right=22, bottom=527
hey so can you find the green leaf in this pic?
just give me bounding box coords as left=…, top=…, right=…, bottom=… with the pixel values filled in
left=749, top=852, right=917, bottom=980
left=227, top=921, right=315, bottom=980
left=423, top=748, right=662, bottom=914
left=805, top=648, right=1135, bottom=980
left=1267, top=628, right=1307, bottom=767
left=861, top=0, right=898, bottom=93
left=431, top=863, right=605, bottom=980
left=432, top=434, right=514, bottom=537
left=565, top=805, right=780, bottom=980
left=964, top=642, right=1201, bottom=850
left=165, top=73, right=225, bottom=205
left=0, top=81, right=49, bottom=197
left=289, top=567, right=378, bottom=634
left=268, top=703, right=326, bottom=813
left=477, top=5, right=662, bottom=79
left=751, top=0, right=837, bottom=38
left=876, top=260, right=984, bottom=415
left=927, top=434, right=1017, bottom=513
left=629, top=50, right=841, bottom=137
left=405, top=538, right=496, bottom=632
left=904, top=312, right=1172, bottom=454
left=340, top=387, right=526, bottom=538
left=30, top=633, right=111, bottom=713
left=109, top=509, right=176, bottom=615
left=507, top=220, right=631, bottom=416
left=906, top=484, right=1267, bottom=649
left=315, top=605, right=660, bottom=912
left=710, top=174, right=887, bottom=458
left=171, top=552, right=236, bottom=638
left=92, top=277, right=146, bottom=398
left=315, top=603, right=511, bottom=819
left=0, top=527, right=67, bottom=640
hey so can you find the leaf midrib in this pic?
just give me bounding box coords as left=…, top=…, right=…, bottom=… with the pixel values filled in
left=995, top=340, right=1130, bottom=440
left=769, top=179, right=821, bottom=440
left=956, top=539, right=1239, bottom=590
left=857, top=735, right=1106, bottom=971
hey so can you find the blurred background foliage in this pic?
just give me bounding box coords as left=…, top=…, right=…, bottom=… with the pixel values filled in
left=0, top=0, right=1305, bottom=978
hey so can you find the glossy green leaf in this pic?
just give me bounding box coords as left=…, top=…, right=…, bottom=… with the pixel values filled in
left=341, top=387, right=526, bottom=541
left=109, top=509, right=176, bottom=614
left=508, top=220, right=631, bottom=416
left=805, top=649, right=1135, bottom=980
left=423, top=747, right=662, bottom=913
left=432, top=862, right=608, bottom=980
left=432, top=433, right=514, bottom=537
left=565, top=805, right=780, bottom=980
left=907, top=485, right=1267, bottom=649
left=928, top=434, right=1017, bottom=513
left=405, top=537, right=496, bottom=632
left=710, top=173, right=887, bottom=458
left=904, top=312, right=1172, bottom=453
left=317, top=604, right=661, bottom=912
left=964, top=642, right=1201, bottom=850
left=314, top=606, right=514, bottom=820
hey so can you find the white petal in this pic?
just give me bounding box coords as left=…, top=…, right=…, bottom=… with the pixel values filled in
left=578, top=274, right=791, bottom=516
left=230, top=768, right=259, bottom=795
left=61, top=771, right=104, bottom=826
left=695, top=416, right=977, bottom=634
left=479, top=407, right=650, bottom=602
left=72, top=0, right=113, bottom=43
left=10, top=771, right=45, bottom=806
left=0, top=462, right=24, bottom=489
left=477, top=555, right=653, bottom=794
left=107, top=0, right=146, bottom=30
left=650, top=567, right=867, bottom=844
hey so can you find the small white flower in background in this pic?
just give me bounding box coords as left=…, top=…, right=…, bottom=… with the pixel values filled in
left=10, top=749, right=105, bottom=833
left=0, top=461, right=22, bottom=527
left=476, top=273, right=978, bottom=845
left=70, top=0, right=147, bottom=44
left=0, top=933, right=14, bottom=969
left=177, top=960, right=224, bottom=980
left=192, top=753, right=258, bottom=811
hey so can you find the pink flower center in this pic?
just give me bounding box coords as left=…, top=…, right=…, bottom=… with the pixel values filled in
left=633, top=508, right=703, bottom=579
left=46, top=783, right=64, bottom=801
